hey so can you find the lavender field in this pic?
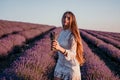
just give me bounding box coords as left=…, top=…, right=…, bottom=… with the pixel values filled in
left=0, top=20, right=120, bottom=80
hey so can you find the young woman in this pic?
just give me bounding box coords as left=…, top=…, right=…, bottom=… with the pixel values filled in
left=52, top=11, right=85, bottom=80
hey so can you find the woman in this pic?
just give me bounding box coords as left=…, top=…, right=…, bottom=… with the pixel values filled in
left=52, top=11, right=85, bottom=80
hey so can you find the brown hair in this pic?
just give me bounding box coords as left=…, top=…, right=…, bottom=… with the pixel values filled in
left=62, top=11, right=85, bottom=66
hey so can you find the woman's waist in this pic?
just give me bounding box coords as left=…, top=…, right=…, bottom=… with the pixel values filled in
left=57, top=58, right=79, bottom=68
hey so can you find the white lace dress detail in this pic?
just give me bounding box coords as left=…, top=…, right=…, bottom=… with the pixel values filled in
left=54, top=29, right=81, bottom=80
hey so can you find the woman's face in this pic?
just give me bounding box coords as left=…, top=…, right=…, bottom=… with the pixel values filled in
left=62, top=14, right=71, bottom=29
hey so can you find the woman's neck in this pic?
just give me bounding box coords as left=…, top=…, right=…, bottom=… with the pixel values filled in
left=63, top=26, right=69, bottom=30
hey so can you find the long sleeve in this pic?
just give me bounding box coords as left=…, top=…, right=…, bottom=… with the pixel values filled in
left=65, top=35, right=77, bottom=61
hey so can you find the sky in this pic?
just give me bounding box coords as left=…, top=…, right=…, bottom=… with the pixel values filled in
left=0, top=0, right=120, bottom=33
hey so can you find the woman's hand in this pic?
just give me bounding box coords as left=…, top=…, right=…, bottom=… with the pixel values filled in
left=52, top=40, right=61, bottom=51
left=52, top=40, right=66, bottom=54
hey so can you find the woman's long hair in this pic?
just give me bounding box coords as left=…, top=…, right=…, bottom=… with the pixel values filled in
left=62, top=11, right=85, bottom=66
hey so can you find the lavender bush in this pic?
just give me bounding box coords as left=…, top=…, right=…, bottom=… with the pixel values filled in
left=0, top=20, right=54, bottom=38
left=84, top=30, right=120, bottom=48
left=0, top=24, right=54, bottom=56
left=81, top=39, right=119, bottom=80
left=83, top=29, right=120, bottom=42
left=18, top=27, right=53, bottom=40
left=80, top=30, right=120, bottom=63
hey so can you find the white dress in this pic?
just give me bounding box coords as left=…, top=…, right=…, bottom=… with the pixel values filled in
left=54, top=29, right=81, bottom=80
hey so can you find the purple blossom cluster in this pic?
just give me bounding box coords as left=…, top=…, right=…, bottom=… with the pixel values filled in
left=81, top=39, right=119, bottom=80
left=80, top=30, right=120, bottom=63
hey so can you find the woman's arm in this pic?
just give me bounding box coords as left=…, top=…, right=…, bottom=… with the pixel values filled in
left=52, top=35, right=77, bottom=60
left=52, top=40, right=66, bottom=55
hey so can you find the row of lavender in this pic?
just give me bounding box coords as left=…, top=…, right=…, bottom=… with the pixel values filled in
left=81, top=39, right=119, bottom=80
left=97, top=30, right=120, bottom=42
left=80, top=30, right=120, bottom=63
left=0, top=25, right=54, bottom=56
left=0, top=28, right=61, bottom=80
left=82, top=29, right=120, bottom=49
left=82, top=29, right=120, bottom=38
left=0, top=20, right=52, bottom=38
left=82, top=29, right=120, bottom=42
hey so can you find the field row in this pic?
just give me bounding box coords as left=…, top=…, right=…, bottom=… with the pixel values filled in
left=82, top=30, right=120, bottom=49
left=0, top=25, right=54, bottom=57
left=0, top=20, right=55, bottom=38
left=81, top=39, right=119, bottom=80
left=80, top=30, right=120, bottom=63
left=82, top=29, right=120, bottom=42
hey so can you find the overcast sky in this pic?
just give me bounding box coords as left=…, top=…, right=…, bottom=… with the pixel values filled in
left=0, top=0, right=120, bottom=33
